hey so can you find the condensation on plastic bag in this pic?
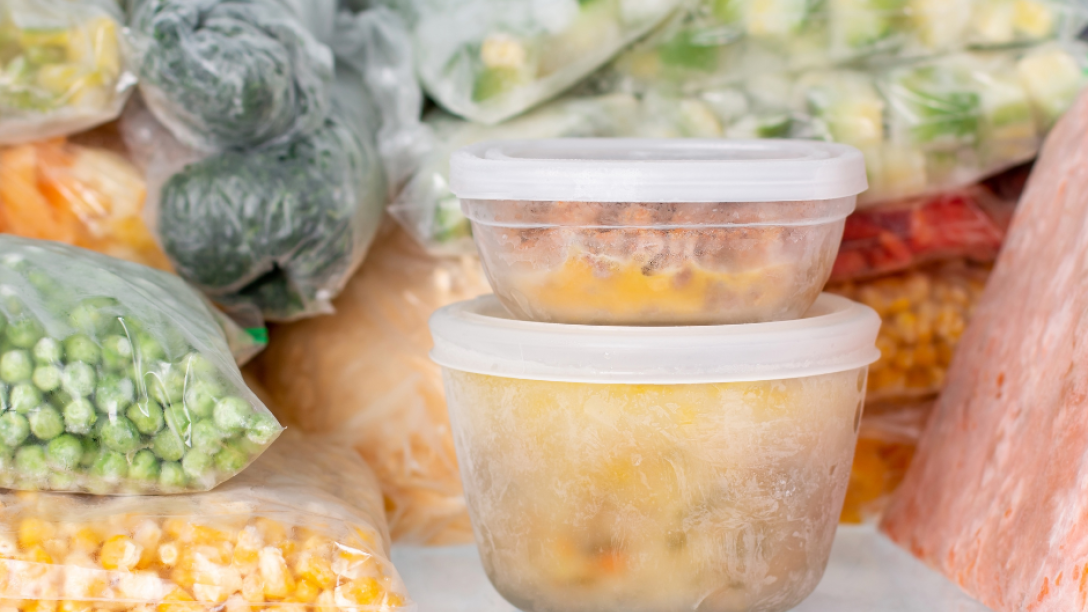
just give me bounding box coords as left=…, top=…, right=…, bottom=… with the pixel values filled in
left=381, top=0, right=683, bottom=124
left=0, top=430, right=414, bottom=612
left=826, top=260, right=989, bottom=404
left=389, top=93, right=643, bottom=256
left=127, top=0, right=336, bottom=152
left=0, top=236, right=284, bottom=494
left=840, top=400, right=934, bottom=525
left=253, top=225, right=492, bottom=545
left=601, top=0, right=1088, bottom=95
left=0, top=0, right=136, bottom=145
left=831, top=184, right=1015, bottom=282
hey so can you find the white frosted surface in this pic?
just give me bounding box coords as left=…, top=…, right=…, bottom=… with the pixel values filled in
left=392, top=525, right=995, bottom=612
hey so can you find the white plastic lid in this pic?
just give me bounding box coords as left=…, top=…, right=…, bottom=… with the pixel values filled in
left=449, top=138, right=868, bottom=203
left=430, top=294, right=881, bottom=384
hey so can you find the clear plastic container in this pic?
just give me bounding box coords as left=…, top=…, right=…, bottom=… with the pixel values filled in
left=450, top=138, right=867, bottom=325
left=430, top=294, right=881, bottom=612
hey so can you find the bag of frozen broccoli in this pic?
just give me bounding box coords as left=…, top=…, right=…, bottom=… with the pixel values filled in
left=378, top=0, right=682, bottom=124
left=0, top=430, right=413, bottom=611
left=0, top=0, right=135, bottom=145
left=0, top=235, right=283, bottom=494
left=127, top=0, right=336, bottom=152
left=132, top=6, right=421, bottom=323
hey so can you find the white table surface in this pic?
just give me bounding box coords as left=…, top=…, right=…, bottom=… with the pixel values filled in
left=391, top=525, right=994, bottom=612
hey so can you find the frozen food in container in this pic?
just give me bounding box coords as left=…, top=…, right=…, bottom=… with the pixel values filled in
left=430, top=293, right=881, bottom=612
left=449, top=138, right=868, bottom=325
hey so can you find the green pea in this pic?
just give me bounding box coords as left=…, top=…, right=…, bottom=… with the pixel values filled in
left=164, top=403, right=193, bottom=442
left=15, top=445, right=47, bottom=479
left=101, top=335, right=134, bottom=371
left=94, top=375, right=134, bottom=415
left=64, top=334, right=100, bottom=365
left=181, top=449, right=212, bottom=480
left=0, top=312, right=7, bottom=337
left=158, top=461, right=186, bottom=489
left=46, top=388, right=73, bottom=411
left=61, top=362, right=96, bottom=397
left=99, top=416, right=140, bottom=454
left=225, top=435, right=263, bottom=457
left=6, top=318, right=43, bottom=349
left=245, top=413, right=281, bottom=446
left=32, top=365, right=61, bottom=393
left=49, top=471, right=77, bottom=491
left=182, top=379, right=223, bottom=419
left=63, top=398, right=96, bottom=435
left=32, top=337, right=61, bottom=364
left=0, top=412, right=30, bottom=447
left=135, top=333, right=165, bottom=363
left=128, top=450, right=160, bottom=482
left=9, top=382, right=41, bottom=413
left=213, top=446, right=247, bottom=474
left=46, top=434, right=83, bottom=470
left=79, top=437, right=99, bottom=468
left=181, top=353, right=218, bottom=378
left=90, top=450, right=128, bottom=482
left=68, top=297, right=121, bottom=336
left=28, top=405, right=63, bottom=440
left=213, top=396, right=251, bottom=435
left=126, top=400, right=164, bottom=435
left=1, top=350, right=32, bottom=383
left=151, top=428, right=185, bottom=462
left=148, top=367, right=185, bottom=405
left=190, top=419, right=224, bottom=454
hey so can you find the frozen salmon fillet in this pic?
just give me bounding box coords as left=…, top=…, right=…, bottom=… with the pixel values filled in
left=880, top=90, right=1088, bottom=612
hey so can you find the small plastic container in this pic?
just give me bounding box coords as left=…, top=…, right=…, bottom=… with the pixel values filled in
left=450, top=138, right=868, bottom=325
left=430, top=294, right=881, bottom=612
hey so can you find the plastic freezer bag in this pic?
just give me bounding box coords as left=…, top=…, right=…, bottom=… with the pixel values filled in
left=840, top=399, right=933, bottom=525
left=381, top=0, right=682, bottom=124
left=0, top=236, right=283, bottom=494
left=0, top=0, right=135, bottom=145
left=0, top=137, right=170, bottom=273
left=389, top=93, right=644, bottom=256
left=602, top=0, right=1088, bottom=94
left=127, top=0, right=336, bottom=152
left=831, top=185, right=1014, bottom=282
left=0, top=430, right=413, bottom=612
left=826, top=260, right=989, bottom=403
left=253, top=226, right=492, bottom=545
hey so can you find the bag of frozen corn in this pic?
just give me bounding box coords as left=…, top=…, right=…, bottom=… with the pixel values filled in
left=253, top=226, right=492, bottom=545
left=378, top=0, right=682, bottom=124
left=0, top=236, right=283, bottom=494
left=0, top=0, right=134, bottom=145
left=0, top=430, right=413, bottom=612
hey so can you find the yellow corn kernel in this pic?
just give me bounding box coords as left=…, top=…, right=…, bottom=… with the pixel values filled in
left=58, top=600, right=93, bottom=612
left=241, top=572, right=265, bottom=603
left=157, top=589, right=198, bottom=612
left=287, top=578, right=321, bottom=604
left=232, top=526, right=262, bottom=568
left=192, top=527, right=229, bottom=547
left=258, top=547, right=294, bottom=600
left=157, top=543, right=178, bottom=568
left=162, top=520, right=192, bottom=542
left=295, top=551, right=335, bottom=590
left=169, top=567, right=195, bottom=591
left=339, top=577, right=383, bottom=605
left=18, top=518, right=55, bottom=549
left=314, top=590, right=336, bottom=612
left=23, top=545, right=53, bottom=564
left=132, top=521, right=162, bottom=569
left=914, top=342, right=937, bottom=368
left=99, top=536, right=142, bottom=571
left=25, top=600, right=58, bottom=612
left=71, top=527, right=103, bottom=553
left=254, top=520, right=287, bottom=546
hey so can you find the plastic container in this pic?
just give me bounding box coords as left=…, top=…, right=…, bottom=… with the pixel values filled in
left=430, top=293, right=881, bottom=612
left=450, top=138, right=867, bottom=325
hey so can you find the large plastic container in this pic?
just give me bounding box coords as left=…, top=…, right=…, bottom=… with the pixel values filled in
left=430, top=294, right=881, bottom=612
left=450, top=138, right=868, bottom=325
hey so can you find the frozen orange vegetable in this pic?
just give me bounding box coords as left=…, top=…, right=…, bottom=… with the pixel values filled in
left=827, top=261, right=989, bottom=402
left=254, top=226, right=491, bottom=545
left=881, top=90, right=1088, bottom=612
left=0, top=430, right=412, bottom=612
left=0, top=135, right=170, bottom=271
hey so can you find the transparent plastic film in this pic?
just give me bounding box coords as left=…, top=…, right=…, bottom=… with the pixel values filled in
left=0, top=431, right=414, bottom=612
left=0, top=236, right=283, bottom=494
left=0, top=0, right=135, bottom=145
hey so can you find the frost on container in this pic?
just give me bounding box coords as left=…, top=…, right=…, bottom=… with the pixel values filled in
left=0, top=236, right=282, bottom=494
left=382, top=0, right=682, bottom=124
left=450, top=138, right=868, bottom=325
left=0, top=0, right=134, bottom=145
left=0, top=431, right=413, bottom=612
left=430, top=294, right=881, bottom=612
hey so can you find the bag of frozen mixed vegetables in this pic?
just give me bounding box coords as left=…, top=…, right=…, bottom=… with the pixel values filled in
left=0, top=0, right=135, bottom=145
left=126, top=0, right=336, bottom=152
left=0, top=236, right=283, bottom=494
left=378, top=0, right=682, bottom=124
left=601, top=0, right=1087, bottom=94
left=0, top=430, right=413, bottom=612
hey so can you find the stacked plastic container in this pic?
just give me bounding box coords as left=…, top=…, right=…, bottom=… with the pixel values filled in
left=428, top=138, right=883, bottom=612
